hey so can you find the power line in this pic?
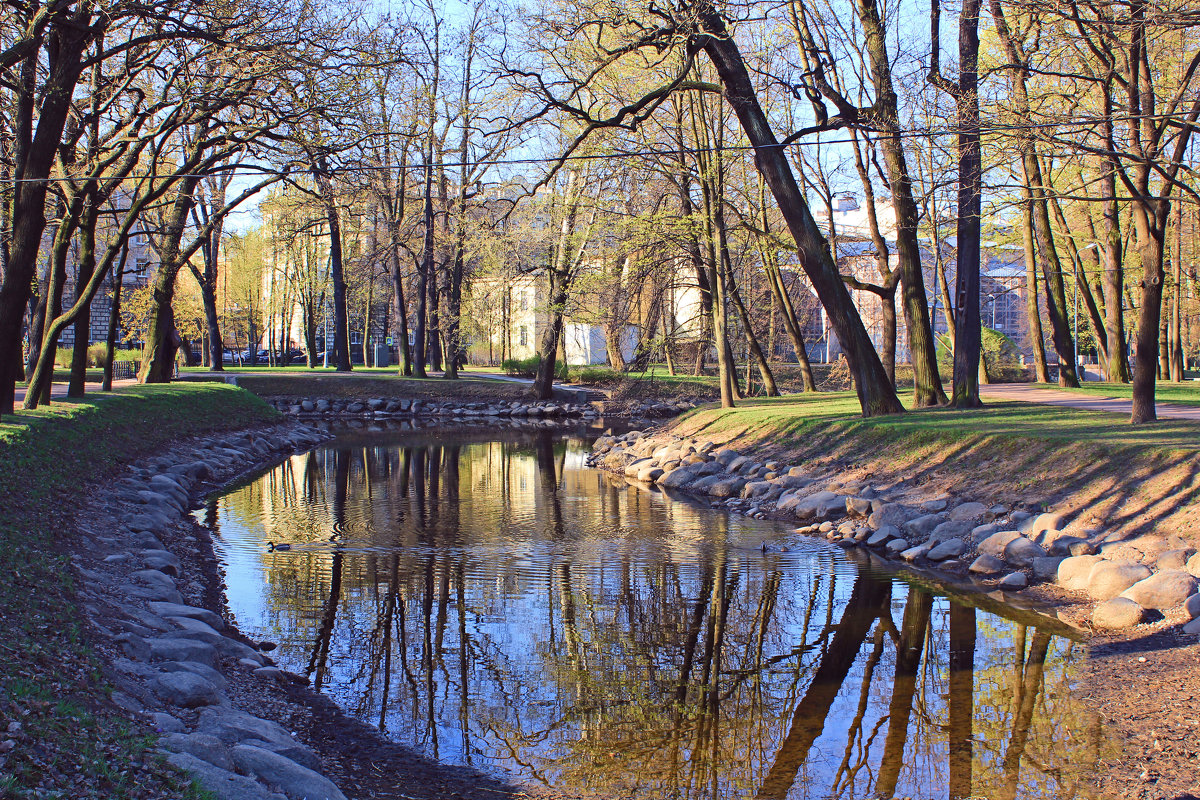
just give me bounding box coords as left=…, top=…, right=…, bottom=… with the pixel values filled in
left=0, top=111, right=1194, bottom=183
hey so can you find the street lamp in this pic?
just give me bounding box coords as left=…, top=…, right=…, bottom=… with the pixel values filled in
left=986, top=293, right=997, bottom=329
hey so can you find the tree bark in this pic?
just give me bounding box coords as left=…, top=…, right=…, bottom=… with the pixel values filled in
left=951, top=0, right=984, bottom=408
left=699, top=19, right=902, bottom=416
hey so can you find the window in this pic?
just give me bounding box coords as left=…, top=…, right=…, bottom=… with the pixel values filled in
left=519, top=326, right=528, bottom=347
left=518, top=291, right=529, bottom=311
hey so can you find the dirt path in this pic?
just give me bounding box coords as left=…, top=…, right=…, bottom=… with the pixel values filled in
left=980, top=382, right=1200, bottom=420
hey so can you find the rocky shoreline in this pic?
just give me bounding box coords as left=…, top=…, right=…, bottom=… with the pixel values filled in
left=72, top=422, right=358, bottom=800
left=590, top=429, right=1200, bottom=636
left=263, top=395, right=695, bottom=421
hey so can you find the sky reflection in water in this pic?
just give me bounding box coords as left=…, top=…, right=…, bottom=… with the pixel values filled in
left=207, top=427, right=1107, bottom=800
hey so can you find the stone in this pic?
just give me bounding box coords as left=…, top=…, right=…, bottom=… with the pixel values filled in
left=903, top=513, right=944, bottom=539
left=161, top=732, right=235, bottom=770
left=1032, top=556, right=1065, bottom=581
left=149, top=602, right=225, bottom=631
left=949, top=502, right=987, bottom=522
left=1056, top=555, right=1104, bottom=591
left=867, top=503, right=911, bottom=530
left=1187, top=593, right=1200, bottom=620
left=866, top=527, right=897, bottom=547
left=969, top=523, right=1000, bottom=544
left=709, top=478, right=746, bottom=498
left=969, top=554, right=1006, bottom=574
left=115, top=632, right=150, bottom=661
left=157, top=660, right=228, bottom=690
left=787, top=491, right=843, bottom=520
left=927, top=538, right=966, bottom=561
left=884, top=538, right=910, bottom=554
left=998, top=572, right=1028, bottom=590
left=132, top=569, right=177, bottom=592
left=217, top=636, right=266, bottom=664
left=1157, top=548, right=1197, bottom=571
left=165, top=752, right=285, bottom=800
left=1029, top=511, right=1068, bottom=538
left=1048, top=536, right=1087, bottom=556
left=123, top=583, right=184, bottom=605
left=197, top=708, right=298, bottom=748
left=150, top=637, right=217, bottom=667
left=1087, top=561, right=1152, bottom=601
left=1069, top=541, right=1099, bottom=556
left=846, top=497, right=872, bottom=516
left=900, top=542, right=933, bottom=561
left=978, top=530, right=1022, bottom=559
left=636, top=466, right=664, bottom=483
left=1188, top=552, right=1200, bottom=578
left=1118, top=570, right=1199, bottom=610
left=920, top=498, right=948, bottom=512
left=928, top=519, right=973, bottom=544
left=254, top=666, right=285, bottom=682
left=152, top=671, right=222, bottom=708
left=1003, top=537, right=1047, bottom=568
left=230, top=744, right=347, bottom=800
left=151, top=712, right=186, bottom=733
left=165, top=616, right=225, bottom=645
left=1092, top=597, right=1146, bottom=630
left=240, top=738, right=321, bottom=772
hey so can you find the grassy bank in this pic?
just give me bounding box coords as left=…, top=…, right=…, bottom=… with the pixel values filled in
left=195, top=371, right=532, bottom=402
left=0, top=384, right=278, bottom=798
left=1051, top=380, right=1200, bottom=407
left=670, top=394, right=1200, bottom=540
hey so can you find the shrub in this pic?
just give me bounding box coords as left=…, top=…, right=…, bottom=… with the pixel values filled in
left=502, top=355, right=568, bottom=380
left=52, top=345, right=143, bottom=369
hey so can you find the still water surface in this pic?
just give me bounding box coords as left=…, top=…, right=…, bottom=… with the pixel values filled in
left=208, top=426, right=1106, bottom=799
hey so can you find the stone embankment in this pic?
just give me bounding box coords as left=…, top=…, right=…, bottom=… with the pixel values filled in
left=264, top=396, right=695, bottom=421
left=591, top=430, right=1200, bottom=635
left=74, top=425, right=351, bottom=800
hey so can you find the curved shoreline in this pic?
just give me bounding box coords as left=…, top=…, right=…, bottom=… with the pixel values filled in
left=590, top=428, right=1200, bottom=637
left=72, top=420, right=532, bottom=800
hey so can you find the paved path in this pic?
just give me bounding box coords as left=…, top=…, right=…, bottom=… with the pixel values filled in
left=979, top=383, right=1200, bottom=420
left=12, top=378, right=138, bottom=406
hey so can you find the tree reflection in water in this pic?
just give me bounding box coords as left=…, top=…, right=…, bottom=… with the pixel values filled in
left=209, top=429, right=1110, bottom=800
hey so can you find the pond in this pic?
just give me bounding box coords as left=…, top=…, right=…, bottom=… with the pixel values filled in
left=205, top=425, right=1107, bottom=800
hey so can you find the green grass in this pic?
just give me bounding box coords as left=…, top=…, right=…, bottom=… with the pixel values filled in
left=677, top=392, right=1200, bottom=453
left=1046, top=380, right=1200, bottom=407
left=0, top=383, right=277, bottom=798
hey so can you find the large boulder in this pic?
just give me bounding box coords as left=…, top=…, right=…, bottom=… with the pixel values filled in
left=1055, top=555, right=1104, bottom=592
left=978, top=530, right=1022, bottom=559
left=165, top=752, right=285, bottom=800
left=1087, top=561, right=1152, bottom=601
left=1032, top=556, right=1065, bottom=581
left=1003, top=537, right=1047, bottom=568
left=929, top=520, right=973, bottom=543
left=868, top=503, right=912, bottom=531
left=230, top=745, right=347, bottom=800
left=1189, top=552, right=1200, bottom=579
left=1187, top=593, right=1200, bottom=620
left=903, top=513, right=944, bottom=539
left=1157, top=548, right=1197, bottom=571
left=948, top=502, right=987, bottom=522
left=927, top=538, right=966, bottom=561
left=969, top=554, right=1006, bottom=574
left=151, top=671, right=222, bottom=708
left=1092, top=597, right=1146, bottom=630
left=1118, top=570, right=1199, bottom=610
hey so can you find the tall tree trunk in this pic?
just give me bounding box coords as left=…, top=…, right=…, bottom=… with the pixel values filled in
left=140, top=177, right=201, bottom=384
left=951, top=0, right=983, bottom=408
left=855, top=0, right=945, bottom=406
left=314, top=165, right=351, bottom=372
left=1131, top=204, right=1167, bottom=422
left=724, top=259, right=779, bottom=396
left=699, top=20, right=901, bottom=415
left=1171, top=200, right=1185, bottom=381
left=101, top=248, right=129, bottom=392
left=0, top=11, right=91, bottom=416
left=67, top=204, right=99, bottom=397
